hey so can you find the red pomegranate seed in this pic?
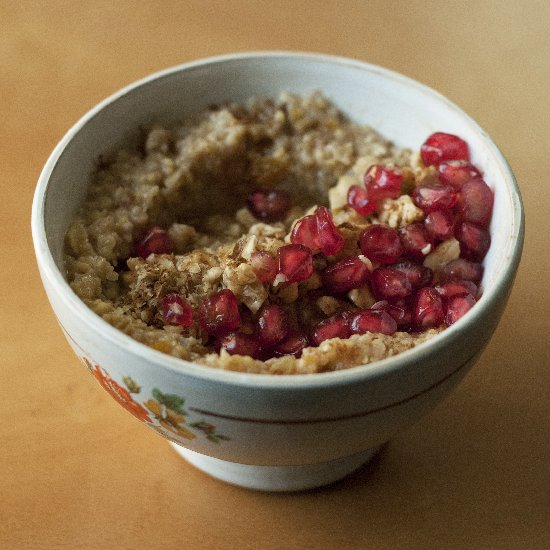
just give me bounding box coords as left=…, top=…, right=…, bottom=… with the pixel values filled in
left=322, top=257, right=370, bottom=294
left=399, top=223, right=434, bottom=260
left=161, top=293, right=193, bottom=327
left=277, top=244, right=313, bottom=283
left=370, top=267, right=413, bottom=300
left=425, top=209, right=455, bottom=241
left=363, top=165, right=403, bottom=202
left=456, top=178, right=494, bottom=227
left=135, top=227, right=173, bottom=258
left=290, top=214, right=320, bottom=251
left=350, top=309, right=397, bottom=335
left=413, top=287, right=445, bottom=330
left=436, top=280, right=478, bottom=298
left=257, top=304, right=289, bottom=347
left=420, top=132, right=470, bottom=166
left=440, top=258, right=483, bottom=284
left=438, top=160, right=482, bottom=189
left=359, top=225, right=404, bottom=264
left=315, top=207, right=344, bottom=256
left=372, top=300, right=412, bottom=328
left=444, top=293, right=476, bottom=326
left=455, top=221, right=491, bottom=262
left=347, top=184, right=376, bottom=216
left=311, top=313, right=351, bottom=346
left=272, top=331, right=309, bottom=358
left=199, top=289, right=241, bottom=337
left=250, top=251, right=277, bottom=283
left=412, top=182, right=457, bottom=213
left=247, top=189, right=290, bottom=222
left=389, top=260, right=433, bottom=289
left=218, top=332, right=260, bottom=358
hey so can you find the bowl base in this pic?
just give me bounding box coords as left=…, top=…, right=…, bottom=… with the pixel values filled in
left=169, top=443, right=381, bottom=491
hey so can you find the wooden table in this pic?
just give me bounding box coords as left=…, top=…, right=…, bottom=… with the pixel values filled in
left=2, top=2, right=549, bottom=548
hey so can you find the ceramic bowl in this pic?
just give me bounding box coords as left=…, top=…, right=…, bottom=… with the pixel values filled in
left=31, top=52, right=524, bottom=491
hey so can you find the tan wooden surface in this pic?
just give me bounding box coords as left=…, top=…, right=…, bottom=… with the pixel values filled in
left=2, top=1, right=549, bottom=548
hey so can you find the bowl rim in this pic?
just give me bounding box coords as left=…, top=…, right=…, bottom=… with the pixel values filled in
left=31, top=50, right=525, bottom=390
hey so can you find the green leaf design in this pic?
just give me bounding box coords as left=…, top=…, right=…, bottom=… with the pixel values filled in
left=152, top=388, right=187, bottom=415
left=123, top=376, right=141, bottom=394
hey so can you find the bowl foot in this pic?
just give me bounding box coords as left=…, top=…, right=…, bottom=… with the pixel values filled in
left=169, top=443, right=381, bottom=491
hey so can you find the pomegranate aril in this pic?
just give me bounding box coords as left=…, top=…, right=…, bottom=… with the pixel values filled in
left=359, top=225, right=404, bottom=264
left=436, top=280, right=478, bottom=299
left=347, top=184, right=376, bottom=216
left=444, top=293, right=476, bottom=326
left=322, top=257, right=370, bottom=294
left=438, top=160, right=482, bottom=189
left=370, top=267, right=413, bottom=300
left=389, top=260, right=433, bottom=289
left=311, top=313, right=351, bottom=346
left=350, top=309, right=397, bottom=336
left=420, top=132, right=470, bottom=167
left=250, top=251, right=277, bottom=283
left=315, top=206, right=344, bottom=256
left=247, top=189, right=290, bottom=222
left=218, top=332, right=260, bottom=358
left=440, top=258, right=483, bottom=284
left=412, top=182, right=457, bottom=213
left=199, top=289, right=241, bottom=337
left=372, top=300, right=412, bottom=328
left=272, top=331, right=308, bottom=358
left=455, top=221, right=491, bottom=262
left=413, top=287, right=445, bottom=330
left=257, top=304, right=289, bottom=347
left=277, top=244, right=313, bottom=283
left=456, top=178, right=494, bottom=227
left=290, top=214, right=320, bottom=252
left=425, top=209, right=455, bottom=241
left=364, top=165, right=403, bottom=202
left=161, top=293, right=193, bottom=327
left=399, top=223, right=434, bottom=260
left=135, top=227, right=173, bottom=258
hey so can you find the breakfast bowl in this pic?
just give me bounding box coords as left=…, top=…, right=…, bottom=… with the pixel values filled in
left=31, top=52, right=524, bottom=491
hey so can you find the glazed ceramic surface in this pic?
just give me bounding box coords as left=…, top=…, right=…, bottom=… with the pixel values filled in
left=31, top=52, right=524, bottom=490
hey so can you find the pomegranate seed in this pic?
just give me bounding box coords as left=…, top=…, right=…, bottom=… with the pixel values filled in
left=135, top=227, right=173, bottom=258
left=218, top=332, right=260, bottom=358
left=161, top=293, right=193, bottom=327
left=413, top=287, right=445, bottom=330
left=359, top=225, right=404, bottom=264
left=456, top=178, right=494, bottom=227
left=311, top=313, right=351, bottom=346
left=250, top=251, right=277, bottom=283
left=436, top=280, right=478, bottom=299
left=347, top=184, right=376, bottom=216
left=247, top=189, right=290, bottom=222
left=199, top=289, right=241, bottom=337
left=372, top=300, right=412, bottom=328
left=444, top=293, right=476, bottom=326
left=290, top=214, right=320, bottom=251
left=438, top=160, right=482, bottom=189
left=350, top=309, right=397, bottom=335
left=272, top=331, right=308, bottom=358
left=389, top=260, right=433, bottom=289
left=440, top=258, right=483, bottom=284
left=420, top=132, right=470, bottom=166
left=399, top=223, right=434, bottom=260
left=322, top=257, right=370, bottom=294
left=370, top=267, right=413, bottom=300
left=277, top=244, right=313, bottom=283
left=412, top=182, right=457, bottom=213
left=363, top=165, right=403, bottom=202
left=455, top=221, right=491, bottom=262
left=315, top=207, right=344, bottom=256
left=257, top=304, right=289, bottom=347
left=425, top=210, right=455, bottom=241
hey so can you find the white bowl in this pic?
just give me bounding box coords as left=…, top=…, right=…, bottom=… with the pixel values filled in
left=31, top=52, right=524, bottom=491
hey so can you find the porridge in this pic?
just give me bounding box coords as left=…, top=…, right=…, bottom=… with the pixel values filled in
left=64, top=92, right=492, bottom=374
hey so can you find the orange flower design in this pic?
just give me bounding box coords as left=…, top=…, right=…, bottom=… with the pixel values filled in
left=92, top=364, right=151, bottom=423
